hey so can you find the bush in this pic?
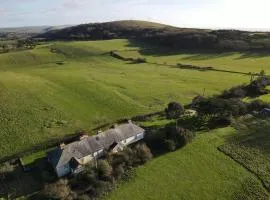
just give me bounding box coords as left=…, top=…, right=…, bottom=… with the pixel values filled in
left=77, top=195, right=91, bottom=200
left=109, top=143, right=152, bottom=169
left=42, top=179, right=71, bottom=200
left=247, top=99, right=270, bottom=112
left=219, top=85, right=247, bottom=99
left=133, top=143, right=153, bottom=164
left=112, top=164, right=125, bottom=179
left=207, top=116, right=232, bottom=129
left=133, top=57, right=147, bottom=63
left=245, top=76, right=270, bottom=97
left=164, top=139, right=176, bottom=151
left=165, top=126, right=195, bottom=149
left=83, top=166, right=98, bottom=184
left=92, top=180, right=114, bottom=198
left=165, top=102, right=185, bottom=119
left=193, top=96, right=248, bottom=117
left=97, top=160, right=113, bottom=179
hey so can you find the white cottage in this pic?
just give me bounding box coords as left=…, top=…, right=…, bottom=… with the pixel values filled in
left=47, top=120, right=145, bottom=177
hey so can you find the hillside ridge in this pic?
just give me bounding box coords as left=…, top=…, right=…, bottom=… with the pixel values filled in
left=35, top=20, right=270, bottom=51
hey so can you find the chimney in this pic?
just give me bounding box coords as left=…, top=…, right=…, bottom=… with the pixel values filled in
left=79, top=134, right=88, bottom=140
left=60, top=143, right=65, bottom=149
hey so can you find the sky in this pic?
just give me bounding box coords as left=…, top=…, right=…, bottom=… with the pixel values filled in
left=1, top=0, right=270, bottom=30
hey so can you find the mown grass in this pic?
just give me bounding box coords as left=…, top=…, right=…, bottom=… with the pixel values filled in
left=107, top=128, right=269, bottom=200
left=0, top=39, right=251, bottom=159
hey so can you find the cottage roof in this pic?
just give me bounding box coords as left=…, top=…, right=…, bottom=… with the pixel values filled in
left=47, top=121, right=144, bottom=168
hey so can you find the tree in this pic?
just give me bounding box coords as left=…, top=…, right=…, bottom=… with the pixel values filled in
left=165, top=102, right=185, bottom=119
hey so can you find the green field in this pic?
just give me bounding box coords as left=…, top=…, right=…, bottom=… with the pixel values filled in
left=117, top=48, right=270, bottom=74
left=0, top=39, right=253, bottom=159
left=1, top=38, right=270, bottom=199
left=220, top=117, right=270, bottom=192
left=107, top=128, right=269, bottom=200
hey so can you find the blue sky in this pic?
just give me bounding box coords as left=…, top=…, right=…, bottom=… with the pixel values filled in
left=1, top=0, right=270, bottom=29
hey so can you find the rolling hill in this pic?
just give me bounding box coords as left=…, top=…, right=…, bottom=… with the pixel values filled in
left=36, top=20, right=270, bottom=51
left=1, top=20, right=270, bottom=199
left=0, top=25, right=71, bottom=40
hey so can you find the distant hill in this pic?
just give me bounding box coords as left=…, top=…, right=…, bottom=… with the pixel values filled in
left=35, top=20, right=270, bottom=51
left=0, top=25, right=72, bottom=39
left=36, top=20, right=207, bottom=40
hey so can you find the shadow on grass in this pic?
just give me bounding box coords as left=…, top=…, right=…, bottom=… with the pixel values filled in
left=228, top=117, right=270, bottom=154
left=124, top=39, right=270, bottom=60
left=235, top=51, right=270, bottom=59
left=0, top=158, right=57, bottom=199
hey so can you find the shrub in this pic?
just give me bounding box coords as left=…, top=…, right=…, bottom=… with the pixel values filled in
left=193, top=97, right=248, bottom=117
left=92, top=180, right=114, bottom=198
left=247, top=99, right=270, bottom=112
left=165, top=126, right=195, bottom=148
left=207, top=116, right=232, bottom=129
left=97, top=160, right=113, bottom=179
left=120, top=168, right=136, bottom=182
left=112, top=164, right=125, bottom=179
left=164, top=139, right=176, bottom=151
left=109, top=143, right=152, bottom=169
left=165, top=102, right=185, bottom=119
left=133, top=143, right=153, bottom=164
left=42, top=179, right=71, bottom=200
left=77, top=195, right=91, bottom=200
left=83, top=166, right=98, bottom=184
left=260, top=70, right=266, bottom=76
left=133, top=57, right=147, bottom=63
left=245, top=76, right=270, bottom=97
left=219, top=85, right=247, bottom=99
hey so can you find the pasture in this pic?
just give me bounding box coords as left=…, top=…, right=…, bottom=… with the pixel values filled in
left=0, top=39, right=264, bottom=160
left=219, top=117, right=270, bottom=192
left=117, top=47, right=270, bottom=74
left=107, top=128, right=269, bottom=200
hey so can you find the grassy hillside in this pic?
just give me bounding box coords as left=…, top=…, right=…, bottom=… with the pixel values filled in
left=0, top=39, right=253, bottom=160
left=36, top=20, right=270, bottom=51
left=219, top=117, right=270, bottom=192
left=116, top=48, right=270, bottom=73
left=107, top=128, right=269, bottom=200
